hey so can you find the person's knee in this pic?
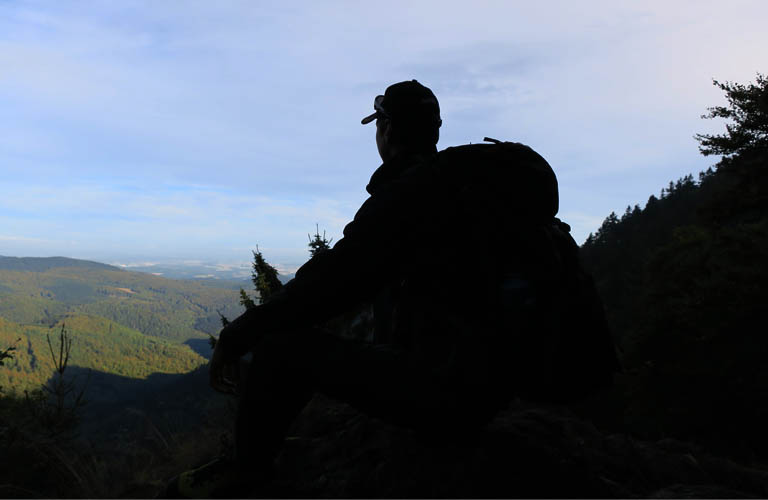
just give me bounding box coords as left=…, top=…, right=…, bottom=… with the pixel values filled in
left=249, top=328, right=333, bottom=377
left=251, top=331, right=302, bottom=368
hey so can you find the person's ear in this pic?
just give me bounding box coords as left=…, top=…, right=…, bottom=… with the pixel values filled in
left=381, top=118, right=393, bottom=141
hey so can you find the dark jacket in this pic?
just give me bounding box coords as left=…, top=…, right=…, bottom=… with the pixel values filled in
left=222, top=150, right=450, bottom=356
left=222, top=144, right=617, bottom=402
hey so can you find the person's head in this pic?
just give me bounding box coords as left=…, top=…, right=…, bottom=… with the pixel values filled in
left=361, top=80, right=442, bottom=161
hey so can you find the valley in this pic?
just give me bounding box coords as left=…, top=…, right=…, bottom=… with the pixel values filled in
left=0, top=256, right=247, bottom=395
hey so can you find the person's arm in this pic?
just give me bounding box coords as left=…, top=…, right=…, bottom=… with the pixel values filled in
left=216, top=168, right=433, bottom=357
left=209, top=332, right=240, bottom=394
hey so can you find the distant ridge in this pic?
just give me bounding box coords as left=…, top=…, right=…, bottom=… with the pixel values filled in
left=0, top=255, right=121, bottom=272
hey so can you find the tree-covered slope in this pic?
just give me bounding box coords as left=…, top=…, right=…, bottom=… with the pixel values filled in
left=0, top=315, right=206, bottom=393
left=0, top=255, right=120, bottom=272
left=0, top=262, right=244, bottom=343
left=580, top=75, right=768, bottom=460
left=0, top=256, right=246, bottom=401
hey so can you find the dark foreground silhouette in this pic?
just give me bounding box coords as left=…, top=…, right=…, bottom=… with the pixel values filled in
left=166, top=80, right=618, bottom=497
left=268, top=394, right=768, bottom=499
left=6, top=363, right=768, bottom=498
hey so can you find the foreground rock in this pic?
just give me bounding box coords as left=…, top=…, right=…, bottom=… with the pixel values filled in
left=263, top=395, right=768, bottom=498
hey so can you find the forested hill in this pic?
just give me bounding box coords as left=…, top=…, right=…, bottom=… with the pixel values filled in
left=581, top=146, right=766, bottom=358
left=579, top=141, right=767, bottom=458
left=0, top=255, right=120, bottom=272
left=0, top=256, right=244, bottom=341
left=0, top=256, right=245, bottom=395
left=581, top=155, right=759, bottom=350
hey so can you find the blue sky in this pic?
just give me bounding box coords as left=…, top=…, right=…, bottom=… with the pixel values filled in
left=1, top=1, right=766, bottom=272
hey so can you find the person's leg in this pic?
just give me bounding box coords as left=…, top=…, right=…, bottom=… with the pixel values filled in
left=234, top=328, right=498, bottom=473
left=233, top=331, right=316, bottom=473
left=165, top=328, right=499, bottom=497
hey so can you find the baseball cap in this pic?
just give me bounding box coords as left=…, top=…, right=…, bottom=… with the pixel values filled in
left=361, top=80, right=442, bottom=128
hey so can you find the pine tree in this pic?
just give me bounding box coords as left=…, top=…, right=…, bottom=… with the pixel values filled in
left=238, top=288, right=256, bottom=310
left=646, top=194, right=659, bottom=209
left=308, top=224, right=333, bottom=258
left=695, top=73, right=768, bottom=158
left=234, top=246, right=285, bottom=310
left=251, top=247, right=283, bottom=304
left=622, top=205, right=632, bottom=221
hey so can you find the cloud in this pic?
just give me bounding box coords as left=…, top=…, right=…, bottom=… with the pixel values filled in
left=0, top=234, right=52, bottom=243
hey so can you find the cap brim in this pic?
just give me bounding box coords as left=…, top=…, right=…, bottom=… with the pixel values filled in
left=361, top=112, right=378, bottom=125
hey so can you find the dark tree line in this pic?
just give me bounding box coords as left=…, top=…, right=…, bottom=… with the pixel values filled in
left=580, top=73, right=768, bottom=460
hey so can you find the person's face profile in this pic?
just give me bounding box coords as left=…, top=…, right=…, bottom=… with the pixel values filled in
left=375, top=117, right=390, bottom=161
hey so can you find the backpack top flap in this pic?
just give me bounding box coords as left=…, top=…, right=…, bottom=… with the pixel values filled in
left=435, top=141, right=559, bottom=222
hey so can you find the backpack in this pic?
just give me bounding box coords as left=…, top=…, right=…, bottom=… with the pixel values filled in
left=434, top=138, right=620, bottom=404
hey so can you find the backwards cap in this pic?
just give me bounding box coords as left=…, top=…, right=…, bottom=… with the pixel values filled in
left=361, top=80, right=442, bottom=128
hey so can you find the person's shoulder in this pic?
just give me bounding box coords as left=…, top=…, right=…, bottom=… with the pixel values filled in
left=388, top=151, right=441, bottom=182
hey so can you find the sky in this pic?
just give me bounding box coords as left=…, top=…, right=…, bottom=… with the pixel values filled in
left=1, top=0, right=766, bottom=273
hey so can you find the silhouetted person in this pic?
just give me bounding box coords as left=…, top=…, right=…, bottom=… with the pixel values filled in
left=166, top=80, right=618, bottom=498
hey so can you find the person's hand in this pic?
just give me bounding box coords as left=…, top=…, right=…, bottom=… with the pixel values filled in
left=209, top=335, right=241, bottom=395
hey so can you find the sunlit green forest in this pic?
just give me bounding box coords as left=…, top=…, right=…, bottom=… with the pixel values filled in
left=0, top=258, right=245, bottom=393
left=0, top=316, right=204, bottom=388
left=0, top=258, right=246, bottom=497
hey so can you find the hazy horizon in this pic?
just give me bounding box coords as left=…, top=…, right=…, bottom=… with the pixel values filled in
left=0, top=252, right=293, bottom=278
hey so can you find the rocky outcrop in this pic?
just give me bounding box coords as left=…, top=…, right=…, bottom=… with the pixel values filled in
left=265, top=395, right=768, bottom=498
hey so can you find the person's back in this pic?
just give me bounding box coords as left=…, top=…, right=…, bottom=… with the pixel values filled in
left=369, top=138, right=617, bottom=405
